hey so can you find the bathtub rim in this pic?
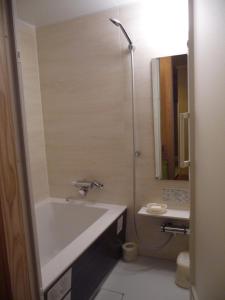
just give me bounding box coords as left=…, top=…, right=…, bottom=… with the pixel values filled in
left=35, top=198, right=127, bottom=291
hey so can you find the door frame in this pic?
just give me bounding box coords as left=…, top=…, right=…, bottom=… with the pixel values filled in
left=0, top=0, right=40, bottom=299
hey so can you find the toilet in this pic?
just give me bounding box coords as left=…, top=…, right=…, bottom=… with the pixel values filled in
left=175, top=251, right=190, bottom=289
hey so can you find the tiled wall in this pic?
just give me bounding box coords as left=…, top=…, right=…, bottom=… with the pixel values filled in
left=18, top=21, right=49, bottom=202
left=36, top=1, right=189, bottom=259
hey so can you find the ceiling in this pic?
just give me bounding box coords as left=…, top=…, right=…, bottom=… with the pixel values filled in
left=16, top=0, right=138, bottom=27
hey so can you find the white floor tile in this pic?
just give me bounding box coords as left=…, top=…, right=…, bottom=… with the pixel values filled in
left=97, top=257, right=189, bottom=300
left=94, top=289, right=123, bottom=300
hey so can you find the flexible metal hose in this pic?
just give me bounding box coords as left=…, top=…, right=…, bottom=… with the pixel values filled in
left=129, top=46, right=140, bottom=242
left=129, top=47, right=173, bottom=251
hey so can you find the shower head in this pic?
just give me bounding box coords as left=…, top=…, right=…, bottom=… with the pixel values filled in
left=109, top=18, right=121, bottom=26
left=109, top=18, right=134, bottom=49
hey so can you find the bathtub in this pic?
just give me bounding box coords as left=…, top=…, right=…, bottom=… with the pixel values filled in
left=35, top=198, right=127, bottom=294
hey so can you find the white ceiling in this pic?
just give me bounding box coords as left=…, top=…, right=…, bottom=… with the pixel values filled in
left=16, top=0, right=138, bottom=27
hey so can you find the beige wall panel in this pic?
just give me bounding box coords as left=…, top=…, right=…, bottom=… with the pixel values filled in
left=37, top=2, right=189, bottom=260
left=18, top=21, right=49, bottom=202
left=191, top=0, right=225, bottom=298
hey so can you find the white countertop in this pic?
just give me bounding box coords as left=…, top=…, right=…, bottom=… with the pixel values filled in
left=138, top=206, right=190, bottom=220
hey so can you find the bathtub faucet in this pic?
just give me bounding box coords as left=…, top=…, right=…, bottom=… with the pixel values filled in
left=72, top=180, right=104, bottom=197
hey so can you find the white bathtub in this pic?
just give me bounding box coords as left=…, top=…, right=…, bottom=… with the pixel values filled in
left=35, top=198, right=126, bottom=291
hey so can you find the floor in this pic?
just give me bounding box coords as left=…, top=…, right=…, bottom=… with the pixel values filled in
left=94, top=257, right=189, bottom=300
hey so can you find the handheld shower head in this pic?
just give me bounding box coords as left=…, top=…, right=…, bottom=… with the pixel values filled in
left=109, top=17, right=134, bottom=49
left=109, top=18, right=121, bottom=26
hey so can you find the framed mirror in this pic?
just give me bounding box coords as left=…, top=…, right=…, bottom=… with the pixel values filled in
left=152, top=54, right=189, bottom=180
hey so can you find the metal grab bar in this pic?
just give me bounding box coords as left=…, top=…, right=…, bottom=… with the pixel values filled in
left=179, top=112, right=190, bottom=168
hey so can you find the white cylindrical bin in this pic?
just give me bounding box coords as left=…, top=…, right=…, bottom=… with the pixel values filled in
left=175, top=251, right=190, bottom=289
left=122, top=242, right=138, bottom=262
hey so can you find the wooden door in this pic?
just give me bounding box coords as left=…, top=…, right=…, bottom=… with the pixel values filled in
left=0, top=0, right=39, bottom=299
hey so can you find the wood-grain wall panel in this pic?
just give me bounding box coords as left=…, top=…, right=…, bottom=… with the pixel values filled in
left=0, top=0, right=37, bottom=299
left=160, top=57, right=175, bottom=178
left=0, top=208, right=12, bottom=300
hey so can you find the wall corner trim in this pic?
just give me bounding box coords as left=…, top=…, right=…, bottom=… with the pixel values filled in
left=191, top=286, right=199, bottom=300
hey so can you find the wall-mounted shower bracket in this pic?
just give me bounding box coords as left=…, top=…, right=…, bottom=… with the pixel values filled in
left=128, top=44, right=135, bottom=51
left=135, top=151, right=141, bottom=157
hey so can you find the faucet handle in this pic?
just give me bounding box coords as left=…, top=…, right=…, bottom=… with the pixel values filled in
left=92, top=181, right=104, bottom=190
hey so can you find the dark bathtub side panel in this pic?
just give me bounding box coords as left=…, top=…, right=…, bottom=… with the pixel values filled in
left=44, top=211, right=126, bottom=300
left=71, top=212, right=126, bottom=300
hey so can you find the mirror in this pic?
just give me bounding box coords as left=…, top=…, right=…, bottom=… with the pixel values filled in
left=152, top=54, right=189, bottom=180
